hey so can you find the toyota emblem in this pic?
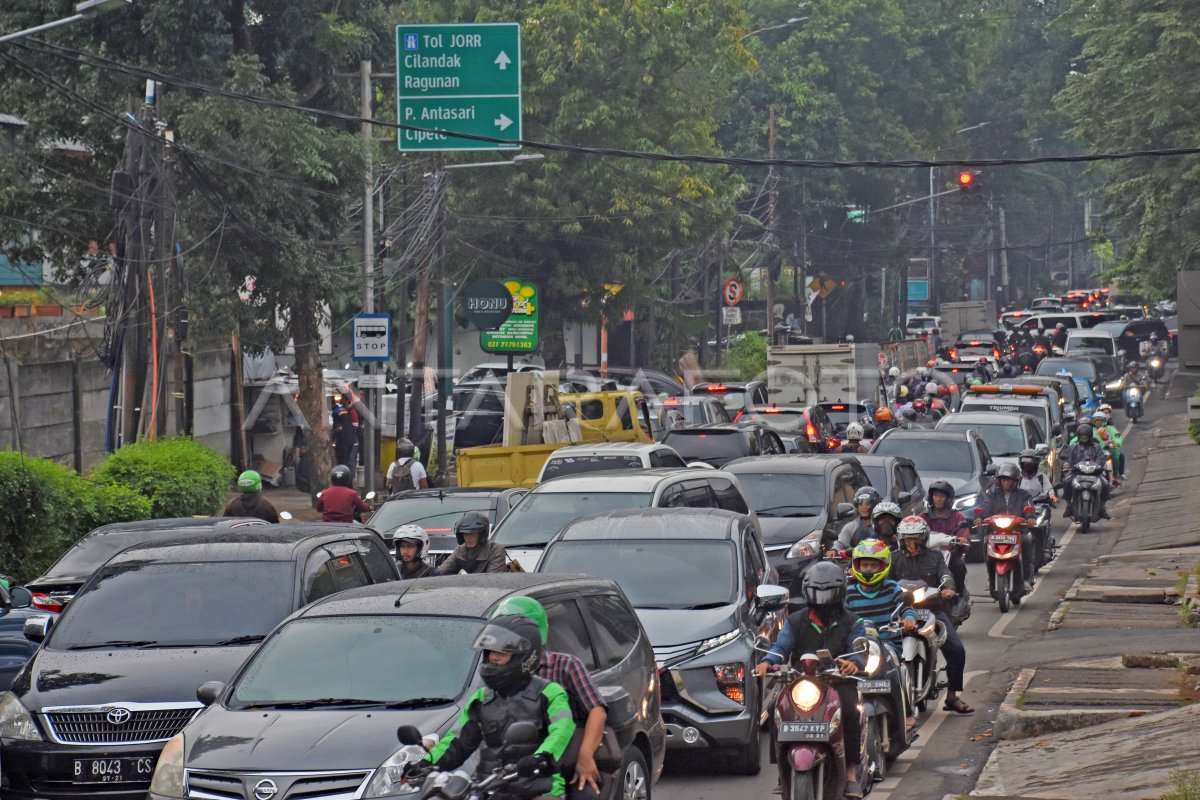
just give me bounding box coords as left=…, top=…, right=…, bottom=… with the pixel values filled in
left=106, top=707, right=132, bottom=725
left=252, top=779, right=278, bottom=800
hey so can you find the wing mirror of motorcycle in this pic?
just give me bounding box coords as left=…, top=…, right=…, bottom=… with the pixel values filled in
left=897, top=491, right=913, bottom=505
left=364, top=491, right=377, bottom=502
left=397, top=725, right=424, bottom=746
left=278, top=511, right=293, bottom=521
left=815, top=649, right=835, bottom=670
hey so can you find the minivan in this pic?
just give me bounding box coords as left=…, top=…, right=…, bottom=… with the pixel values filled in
left=1064, top=329, right=1118, bottom=357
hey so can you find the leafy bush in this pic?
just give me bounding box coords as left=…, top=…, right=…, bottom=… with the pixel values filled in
left=91, top=437, right=234, bottom=518
left=0, top=452, right=150, bottom=582
left=728, top=331, right=768, bottom=381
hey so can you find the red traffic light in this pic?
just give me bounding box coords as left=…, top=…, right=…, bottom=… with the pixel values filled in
left=957, top=171, right=975, bottom=188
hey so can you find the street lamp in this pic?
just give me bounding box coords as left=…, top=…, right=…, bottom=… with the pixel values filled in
left=0, top=0, right=132, bottom=44
left=741, top=17, right=808, bottom=41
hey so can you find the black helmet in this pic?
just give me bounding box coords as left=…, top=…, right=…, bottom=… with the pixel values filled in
left=396, top=438, right=416, bottom=459
left=996, top=462, right=1021, bottom=482
left=853, top=487, right=881, bottom=508
left=927, top=480, right=955, bottom=503
left=801, top=562, right=847, bottom=616
left=1018, top=449, right=1040, bottom=473
left=455, top=511, right=490, bottom=545
left=1075, top=422, right=1094, bottom=441
left=330, top=464, right=353, bottom=487
left=474, top=615, right=542, bottom=695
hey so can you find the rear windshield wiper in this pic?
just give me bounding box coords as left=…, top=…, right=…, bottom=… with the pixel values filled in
left=67, top=640, right=159, bottom=650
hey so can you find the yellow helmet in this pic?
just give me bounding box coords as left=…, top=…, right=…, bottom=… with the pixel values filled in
left=851, top=539, right=892, bottom=586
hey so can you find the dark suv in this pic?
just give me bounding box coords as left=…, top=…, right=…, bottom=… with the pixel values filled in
left=661, top=422, right=787, bottom=466
left=149, top=574, right=665, bottom=800
left=1, top=525, right=398, bottom=800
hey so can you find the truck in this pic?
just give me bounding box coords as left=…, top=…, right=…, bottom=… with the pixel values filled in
left=455, top=388, right=658, bottom=488
left=939, top=300, right=998, bottom=342
left=766, top=343, right=885, bottom=407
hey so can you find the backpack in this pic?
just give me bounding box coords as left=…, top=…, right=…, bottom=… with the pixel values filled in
left=391, top=458, right=416, bottom=492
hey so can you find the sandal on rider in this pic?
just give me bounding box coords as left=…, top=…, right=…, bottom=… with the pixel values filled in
left=845, top=779, right=864, bottom=799
left=943, top=697, right=974, bottom=714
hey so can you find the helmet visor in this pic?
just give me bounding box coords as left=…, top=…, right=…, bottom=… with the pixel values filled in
left=804, top=586, right=843, bottom=606
left=473, top=623, right=533, bottom=655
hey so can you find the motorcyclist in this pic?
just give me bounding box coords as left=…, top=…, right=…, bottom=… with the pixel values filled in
left=754, top=562, right=871, bottom=798
left=438, top=512, right=512, bottom=574
left=979, top=463, right=1035, bottom=518
left=998, top=355, right=1019, bottom=378
left=316, top=465, right=370, bottom=523
left=1124, top=360, right=1148, bottom=391
left=492, top=597, right=608, bottom=799
left=925, top=382, right=949, bottom=417
left=830, top=487, right=880, bottom=555
left=839, top=422, right=869, bottom=454
left=972, top=358, right=990, bottom=382
left=845, top=539, right=918, bottom=733
left=1017, top=450, right=1057, bottom=502
left=1061, top=422, right=1112, bottom=519
left=1051, top=322, right=1068, bottom=350
left=870, top=501, right=903, bottom=551
left=420, top=615, right=576, bottom=797
left=394, top=525, right=437, bottom=580
left=892, top=517, right=972, bottom=715
left=874, top=406, right=896, bottom=434
left=920, top=480, right=971, bottom=597
left=1091, top=409, right=1124, bottom=483
left=222, top=469, right=280, bottom=523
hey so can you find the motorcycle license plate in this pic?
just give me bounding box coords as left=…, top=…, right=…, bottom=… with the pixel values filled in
left=858, top=679, right=891, bottom=695
left=914, top=609, right=931, bottom=621
left=72, top=757, right=155, bottom=784
left=777, top=721, right=832, bottom=742
left=989, top=534, right=1019, bottom=544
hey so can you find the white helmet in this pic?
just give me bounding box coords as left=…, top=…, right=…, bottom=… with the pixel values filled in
left=888, top=366, right=900, bottom=378
left=925, top=381, right=939, bottom=397
left=394, top=525, right=429, bottom=556
left=846, top=422, right=865, bottom=441
left=1092, top=410, right=1109, bottom=426
left=896, top=516, right=931, bottom=547
left=916, top=366, right=930, bottom=379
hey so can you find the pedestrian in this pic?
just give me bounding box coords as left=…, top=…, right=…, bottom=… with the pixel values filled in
left=222, top=470, right=279, bottom=523
left=331, top=403, right=357, bottom=474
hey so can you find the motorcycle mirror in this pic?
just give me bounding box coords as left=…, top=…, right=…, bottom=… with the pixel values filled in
left=397, top=725, right=424, bottom=746
left=973, top=507, right=986, bottom=516
left=278, top=511, right=293, bottom=521
left=1023, top=505, right=1035, bottom=514
left=365, top=491, right=377, bottom=501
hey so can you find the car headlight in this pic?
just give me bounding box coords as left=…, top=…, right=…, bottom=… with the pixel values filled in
left=785, top=538, right=819, bottom=560
left=952, top=493, right=977, bottom=511
left=791, top=679, right=823, bottom=712
left=149, top=733, right=185, bottom=798
left=697, top=630, right=740, bottom=655
left=363, top=745, right=430, bottom=797
left=0, top=692, right=43, bottom=741
left=1105, top=380, right=1123, bottom=391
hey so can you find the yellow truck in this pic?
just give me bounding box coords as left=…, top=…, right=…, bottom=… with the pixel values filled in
left=456, top=389, right=659, bottom=488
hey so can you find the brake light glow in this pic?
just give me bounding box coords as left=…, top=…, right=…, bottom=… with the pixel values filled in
left=704, top=384, right=729, bottom=393
left=663, top=397, right=681, bottom=406
left=831, top=404, right=846, bottom=411
left=763, top=407, right=781, bottom=414
left=969, top=340, right=981, bottom=346
left=806, top=423, right=818, bottom=443
left=31, top=593, right=64, bottom=613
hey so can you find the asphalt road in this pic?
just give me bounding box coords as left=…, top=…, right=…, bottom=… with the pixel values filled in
left=653, top=375, right=1174, bottom=800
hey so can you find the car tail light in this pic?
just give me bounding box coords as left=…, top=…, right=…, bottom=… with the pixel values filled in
left=663, top=397, right=680, bottom=406
left=806, top=423, right=818, bottom=443
left=705, top=384, right=728, bottom=393
left=713, top=664, right=746, bottom=704
left=993, top=348, right=1001, bottom=358
left=31, top=593, right=64, bottom=613
left=733, top=411, right=744, bottom=422
left=830, top=404, right=845, bottom=411
left=949, top=348, right=958, bottom=360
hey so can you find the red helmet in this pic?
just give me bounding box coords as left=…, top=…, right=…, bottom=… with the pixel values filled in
left=912, top=399, right=927, bottom=412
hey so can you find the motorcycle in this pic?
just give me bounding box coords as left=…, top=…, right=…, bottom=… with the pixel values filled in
left=364, top=722, right=548, bottom=799
left=767, top=646, right=872, bottom=800
left=975, top=510, right=1033, bottom=613
left=1148, top=354, right=1165, bottom=383
left=864, top=618, right=921, bottom=769
left=1029, top=494, right=1056, bottom=571
left=1124, top=384, right=1144, bottom=422
left=1062, top=460, right=1107, bottom=533
left=895, top=578, right=949, bottom=714
left=927, top=532, right=972, bottom=627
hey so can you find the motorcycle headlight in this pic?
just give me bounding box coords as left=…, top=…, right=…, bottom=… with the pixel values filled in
left=992, top=517, right=1014, bottom=530
left=149, top=733, right=185, bottom=798
left=1150, top=357, right=1162, bottom=368
left=363, top=745, right=430, bottom=797
left=952, top=493, right=977, bottom=511
left=0, top=692, right=43, bottom=741
left=791, top=679, right=823, bottom=713
left=1128, top=388, right=1140, bottom=398
left=697, top=629, right=740, bottom=655
left=864, top=640, right=883, bottom=676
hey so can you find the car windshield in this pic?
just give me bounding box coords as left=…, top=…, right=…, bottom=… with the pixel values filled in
left=817, top=405, right=864, bottom=432
left=1067, top=336, right=1114, bottom=355
left=230, top=616, right=479, bottom=709
left=542, top=455, right=644, bottom=480
left=540, top=539, right=737, bottom=609
left=955, top=333, right=994, bottom=345
left=960, top=401, right=1050, bottom=440
left=50, top=562, right=294, bottom=649
left=872, top=439, right=973, bottom=476
left=733, top=472, right=827, bottom=517
left=1036, top=360, right=1097, bottom=381
left=494, top=491, right=652, bottom=547
left=706, top=389, right=748, bottom=411
left=938, top=422, right=1026, bottom=457
left=370, top=496, right=493, bottom=535
left=663, top=430, right=748, bottom=459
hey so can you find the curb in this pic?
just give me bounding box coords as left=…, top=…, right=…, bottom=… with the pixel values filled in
left=993, top=668, right=1034, bottom=740
left=993, top=666, right=1167, bottom=740
left=1047, top=578, right=1085, bottom=631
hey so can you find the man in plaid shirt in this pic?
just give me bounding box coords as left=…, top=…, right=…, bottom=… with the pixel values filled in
left=494, top=597, right=609, bottom=799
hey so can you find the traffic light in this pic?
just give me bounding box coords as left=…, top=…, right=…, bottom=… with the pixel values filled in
left=957, top=171, right=981, bottom=192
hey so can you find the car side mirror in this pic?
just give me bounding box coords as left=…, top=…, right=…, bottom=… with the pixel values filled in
left=836, top=502, right=856, bottom=520
left=755, top=584, right=789, bottom=612
left=8, top=586, right=32, bottom=609
left=196, top=681, right=225, bottom=707
left=23, top=616, right=52, bottom=643
left=897, top=491, right=913, bottom=504
left=1034, top=443, right=1049, bottom=455
left=983, top=463, right=997, bottom=476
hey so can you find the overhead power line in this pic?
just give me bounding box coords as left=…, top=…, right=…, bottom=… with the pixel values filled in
left=17, top=38, right=1200, bottom=172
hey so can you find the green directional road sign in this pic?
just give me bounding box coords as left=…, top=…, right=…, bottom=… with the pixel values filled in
left=396, top=23, right=522, bottom=152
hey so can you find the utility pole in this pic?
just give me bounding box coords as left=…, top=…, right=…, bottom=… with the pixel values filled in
left=999, top=207, right=1010, bottom=307
left=929, top=166, right=938, bottom=314
left=766, top=105, right=777, bottom=343
left=987, top=196, right=995, bottom=301
left=360, top=59, right=377, bottom=494
left=435, top=171, right=449, bottom=479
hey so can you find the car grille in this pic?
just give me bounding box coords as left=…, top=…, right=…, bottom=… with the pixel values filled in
left=44, top=704, right=200, bottom=745
left=652, top=640, right=704, bottom=669
left=186, top=769, right=372, bottom=800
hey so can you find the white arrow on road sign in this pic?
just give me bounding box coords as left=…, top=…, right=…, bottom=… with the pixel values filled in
left=494, top=51, right=511, bottom=70
left=494, top=114, right=514, bottom=131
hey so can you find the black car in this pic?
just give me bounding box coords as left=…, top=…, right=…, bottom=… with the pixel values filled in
left=1093, top=318, right=1171, bottom=363
left=368, top=487, right=527, bottom=562
left=538, top=508, right=788, bottom=775
left=24, top=517, right=269, bottom=613
left=691, top=381, right=770, bottom=415
left=816, top=401, right=875, bottom=438
left=0, top=585, right=42, bottom=691
left=148, top=574, right=665, bottom=800
left=1, top=525, right=399, bottom=800
left=723, top=454, right=871, bottom=584
left=661, top=422, right=786, bottom=467
left=563, top=365, right=686, bottom=397
left=738, top=404, right=839, bottom=452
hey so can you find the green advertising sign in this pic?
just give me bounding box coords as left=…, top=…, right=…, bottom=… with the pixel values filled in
left=481, top=279, right=539, bottom=353
left=396, top=23, right=522, bottom=152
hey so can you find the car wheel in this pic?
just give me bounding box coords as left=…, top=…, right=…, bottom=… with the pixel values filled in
left=616, top=746, right=650, bottom=800
left=727, top=706, right=763, bottom=775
